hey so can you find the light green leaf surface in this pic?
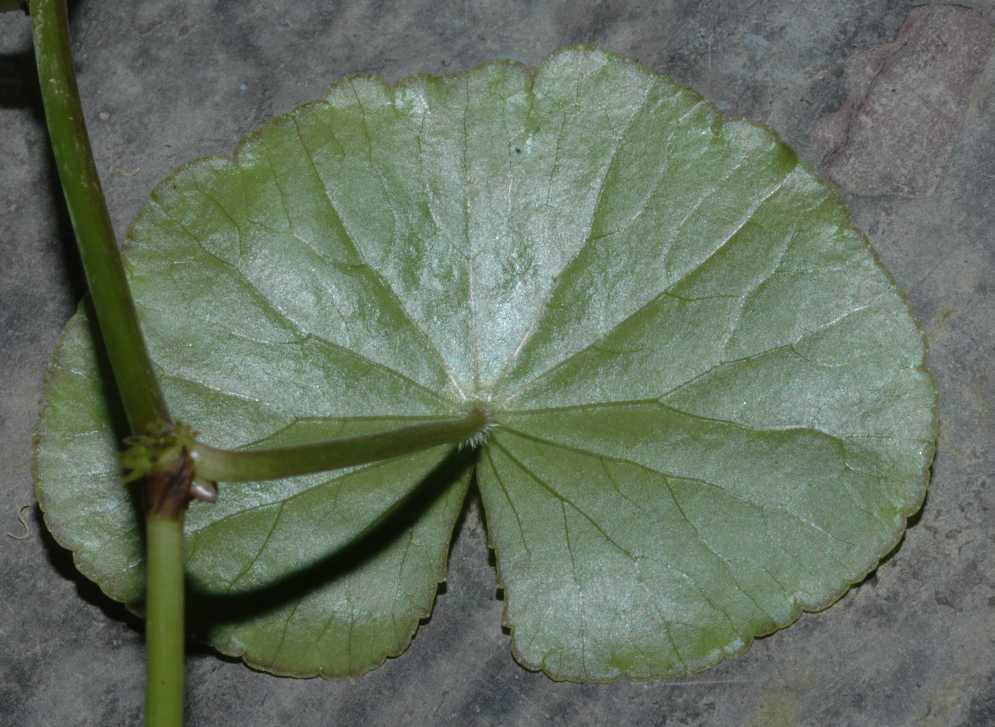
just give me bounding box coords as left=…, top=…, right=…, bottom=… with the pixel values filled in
left=35, top=48, right=935, bottom=681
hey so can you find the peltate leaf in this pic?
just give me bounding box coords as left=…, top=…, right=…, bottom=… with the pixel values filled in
left=35, top=49, right=936, bottom=681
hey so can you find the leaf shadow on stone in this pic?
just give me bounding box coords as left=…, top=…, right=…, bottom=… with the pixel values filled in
left=185, top=445, right=480, bottom=638
left=472, top=492, right=508, bottom=623
left=0, top=48, right=40, bottom=111
left=851, top=487, right=929, bottom=595
left=2, top=5, right=87, bottom=303
left=36, top=502, right=144, bottom=632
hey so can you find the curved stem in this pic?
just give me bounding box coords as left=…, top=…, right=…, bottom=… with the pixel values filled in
left=30, top=3, right=183, bottom=725
left=145, top=515, right=185, bottom=727
left=31, top=0, right=170, bottom=435
left=193, top=405, right=491, bottom=482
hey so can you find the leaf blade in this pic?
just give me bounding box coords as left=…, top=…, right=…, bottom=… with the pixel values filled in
left=35, top=47, right=935, bottom=681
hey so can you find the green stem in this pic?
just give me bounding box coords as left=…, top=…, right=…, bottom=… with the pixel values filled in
left=30, top=0, right=170, bottom=435
left=145, top=515, right=185, bottom=727
left=193, top=405, right=490, bottom=482
left=30, top=3, right=183, bottom=724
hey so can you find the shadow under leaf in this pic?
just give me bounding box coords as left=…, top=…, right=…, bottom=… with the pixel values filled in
left=185, top=444, right=479, bottom=638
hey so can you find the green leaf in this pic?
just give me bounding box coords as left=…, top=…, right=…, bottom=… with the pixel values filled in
left=35, top=48, right=936, bottom=681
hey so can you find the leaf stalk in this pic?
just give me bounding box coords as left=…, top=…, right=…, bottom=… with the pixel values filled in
left=192, top=404, right=491, bottom=483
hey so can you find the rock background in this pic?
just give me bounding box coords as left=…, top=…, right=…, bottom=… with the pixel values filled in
left=2, top=1, right=993, bottom=724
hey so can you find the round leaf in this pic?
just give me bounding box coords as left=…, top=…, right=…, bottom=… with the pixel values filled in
left=35, top=49, right=935, bottom=681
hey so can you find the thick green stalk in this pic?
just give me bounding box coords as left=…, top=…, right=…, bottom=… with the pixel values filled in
left=31, top=0, right=169, bottom=435
left=30, top=2, right=183, bottom=725
left=145, top=515, right=185, bottom=727
left=193, top=405, right=490, bottom=482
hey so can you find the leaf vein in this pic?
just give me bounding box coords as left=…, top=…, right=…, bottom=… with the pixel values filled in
left=149, top=197, right=450, bottom=407
left=288, top=114, right=462, bottom=399
left=496, top=427, right=859, bottom=553
left=503, top=161, right=797, bottom=402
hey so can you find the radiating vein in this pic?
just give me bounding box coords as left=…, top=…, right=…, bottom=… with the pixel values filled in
left=288, top=114, right=463, bottom=398
left=496, top=426, right=861, bottom=552
left=493, top=439, right=746, bottom=641
left=147, top=197, right=450, bottom=408
left=494, top=80, right=658, bottom=388
left=501, top=162, right=800, bottom=402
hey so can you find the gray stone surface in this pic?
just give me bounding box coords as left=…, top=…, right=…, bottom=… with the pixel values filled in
left=2, top=1, right=993, bottom=725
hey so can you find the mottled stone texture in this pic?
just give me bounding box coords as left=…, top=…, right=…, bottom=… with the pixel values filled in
left=816, top=5, right=995, bottom=197
left=1, top=1, right=993, bottom=725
